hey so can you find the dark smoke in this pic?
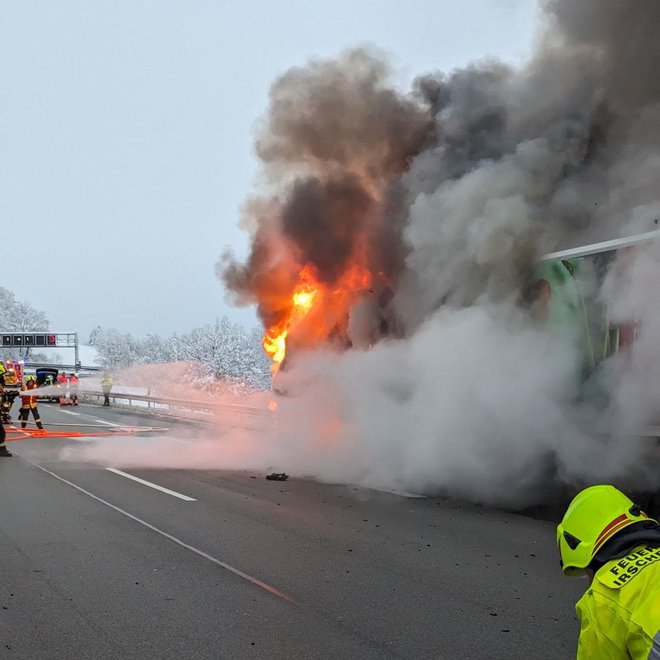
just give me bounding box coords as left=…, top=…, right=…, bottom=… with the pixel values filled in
left=255, top=48, right=434, bottom=178
left=548, top=0, right=660, bottom=115
left=216, top=0, right=660, bottom=503
left=222, top=0, right=660, bottom=342
left=281, top=175, right=372, bottom=284
left=220, top=48, right=435, bottom=339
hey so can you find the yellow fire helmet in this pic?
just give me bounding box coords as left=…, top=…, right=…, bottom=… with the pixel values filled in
left=557, top=485, right=655, bottom=576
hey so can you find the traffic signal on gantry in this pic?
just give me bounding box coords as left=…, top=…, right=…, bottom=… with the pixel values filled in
left=1, top=333, right=60, bottom=347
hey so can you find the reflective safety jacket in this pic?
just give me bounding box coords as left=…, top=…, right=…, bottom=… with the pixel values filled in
left=576, top=544, right=660, bottom=659
left=21, top=394, right=37, bottom=408
left=21, top=382, right=38, bottom=408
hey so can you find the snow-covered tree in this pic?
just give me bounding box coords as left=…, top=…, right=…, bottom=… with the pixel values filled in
left=0, top=287, right=49, bottom=333
left=93, top=328, right=143, bottom=369
left=88, top=325, right=102, bottom=346
left=141, top=334, right=172, bottom=364
left=0, top=287, right=50, bottom=359
left=92, top=318, right=271, bottom=390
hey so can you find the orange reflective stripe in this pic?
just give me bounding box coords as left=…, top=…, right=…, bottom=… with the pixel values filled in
left=594, top=514, right=628, bottom=546
left=594, top=515, right=632, bottom=554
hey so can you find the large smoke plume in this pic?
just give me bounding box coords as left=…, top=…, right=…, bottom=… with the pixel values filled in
left=212, top=0, right=660, bottom=505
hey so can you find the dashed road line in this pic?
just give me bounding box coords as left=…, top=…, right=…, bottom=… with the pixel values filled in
left=106, top=467, right=197, bottom=502
left=94, top=418, right=122, bottom=427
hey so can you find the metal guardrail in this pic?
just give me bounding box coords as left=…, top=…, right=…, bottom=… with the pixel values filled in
left=78, top=390, right=660, bottom=442
left=81, top=390, right=274, bottom=431
left=25, top=362, right=101, bottom=372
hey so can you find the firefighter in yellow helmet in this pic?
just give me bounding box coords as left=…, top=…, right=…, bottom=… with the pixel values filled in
left=18, top=376, right=43, bottom=430
left=0, top=366, right=19, bottom=424
left=557, top=485, right=660, bottom=658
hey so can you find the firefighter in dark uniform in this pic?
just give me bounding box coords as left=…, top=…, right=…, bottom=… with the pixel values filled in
left=0, top=367, right=12, bottom=457
left=0, top=366, right=19, bottom=424
left=0, top=414, right=9, bottom=457
left=18, top=376, right=43, bottom=429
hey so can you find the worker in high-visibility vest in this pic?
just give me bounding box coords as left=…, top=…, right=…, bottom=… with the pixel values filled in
left=18, top=377, right=43, bottom=429
left=57, top=372, right=69, bottom=406
left=101, top=375, right=113, bottom=406
left=557, top=485, right=660, bottom=658
left=69, top=373, right=79, bottom=406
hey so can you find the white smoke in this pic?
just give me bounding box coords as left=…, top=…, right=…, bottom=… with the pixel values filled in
left=602, top=244, right=660, bottom=434
left=273, top=305, right=581, bottom=504
left=268, top=305, right=657, bottom=506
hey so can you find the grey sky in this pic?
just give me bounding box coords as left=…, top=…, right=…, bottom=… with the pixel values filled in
left=0, top=0, right=538, bottom=340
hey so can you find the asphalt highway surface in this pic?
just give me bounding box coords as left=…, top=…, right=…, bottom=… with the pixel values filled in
left=0, top=401, right=584, bottom=659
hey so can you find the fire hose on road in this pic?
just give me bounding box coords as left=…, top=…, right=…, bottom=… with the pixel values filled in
left=4, top=421, right=170, bottom=442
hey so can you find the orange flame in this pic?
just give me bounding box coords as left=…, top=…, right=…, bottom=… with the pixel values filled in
left=262, top=262, right=372, bottom=366
left=292, top=287, right=317, bottom=311
left=262, top=265, right=320, bottom=365
left=263, top=329, right=288, bottom=364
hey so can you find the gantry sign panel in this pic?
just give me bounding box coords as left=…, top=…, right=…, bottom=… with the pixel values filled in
left=1, top=333, right=76, bottom=348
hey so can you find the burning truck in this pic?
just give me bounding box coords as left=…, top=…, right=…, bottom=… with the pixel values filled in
left=531, top=232, right=660, bottom=380
left=249, top=229, right=660, bottom=413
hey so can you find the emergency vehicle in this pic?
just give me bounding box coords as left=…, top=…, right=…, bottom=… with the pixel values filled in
left=2, top=361, right=25, bottom=389
left=36, top=367, right=60, bottom=402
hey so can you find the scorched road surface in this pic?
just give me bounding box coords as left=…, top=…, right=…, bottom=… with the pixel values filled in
left=0, top=402, right=584, bottom=659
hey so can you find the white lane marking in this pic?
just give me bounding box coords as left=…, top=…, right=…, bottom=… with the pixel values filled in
left=94, top=418, right=122, bottom=427
left=27, top=460, right=297, bottom=605
left=59, top=409, right=80, bottom=416
left=379, top=489, right=426, bottom=499
left=106, top=467, right=197, bottom=502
